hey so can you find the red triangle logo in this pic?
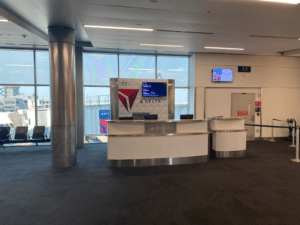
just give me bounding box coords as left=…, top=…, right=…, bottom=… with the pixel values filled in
left=118, top=89, right=139, bottom=111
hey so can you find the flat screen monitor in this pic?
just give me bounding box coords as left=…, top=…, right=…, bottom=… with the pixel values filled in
left=142, top=82, right=167, bottom=97
left=119, top=117, right=133, bottom=120
left=132, top=113, right=150, bottom=120
left=180, top=114, right=194, bottom=120
left=144, top=114, right=158, bottom=120
left=212, top=68, right=233, bottom=82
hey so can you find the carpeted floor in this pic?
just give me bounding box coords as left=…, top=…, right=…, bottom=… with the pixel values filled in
left=1, top=139, right=300, bottom=225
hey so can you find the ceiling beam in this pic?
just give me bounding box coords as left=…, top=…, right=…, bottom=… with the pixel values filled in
left=282, top=49, right=300, bottom=57
left=0, top=6, right=48, bottom=41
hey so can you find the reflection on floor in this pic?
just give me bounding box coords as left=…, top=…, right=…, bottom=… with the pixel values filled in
left=1, top=140, right=300, bottom=225
left=85, top=135, right=108, bottom=143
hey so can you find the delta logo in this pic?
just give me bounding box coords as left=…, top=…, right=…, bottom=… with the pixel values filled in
left=140, top=100, right=162, bottom=104
left=118, top=89, right=139, bottom=112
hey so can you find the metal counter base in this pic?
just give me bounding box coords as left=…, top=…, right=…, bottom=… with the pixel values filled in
left=213, top=150, right=246, bottom=158
left=108, top=155, right=208, bottom=167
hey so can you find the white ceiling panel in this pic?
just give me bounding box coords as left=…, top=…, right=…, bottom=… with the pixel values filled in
left=1, top=0, right=300, bottom=55
left=72, top=3, right=170, bottom=22
left=70, top=0, right=183, bottom=10
left=164, top=11, right=244, bottom=26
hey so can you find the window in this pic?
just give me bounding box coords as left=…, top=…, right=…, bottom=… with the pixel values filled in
left=0, top=50, right=34, bottom=84
left=175, top=88, right=189, bottom=120
left=36, top=51, right=50, bottom=85
left=119, top=55, right=155, bottom=79
left=157, top=56, right=189, bottom=87
left=84, top=87, right=110, bottom=143
left=0, top=49, right=51, bottom=146
left=83, top=53, right=118, bottom=86
left=37, top=87, right=51, bottom=136
left=0, top=85, right=35, bottom=131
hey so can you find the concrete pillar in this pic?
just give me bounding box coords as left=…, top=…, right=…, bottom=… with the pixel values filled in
left=75, top=47, right=84, bottom=147
left=48, top=26, right=76, bottom=168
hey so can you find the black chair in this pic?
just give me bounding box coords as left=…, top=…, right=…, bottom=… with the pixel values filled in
left=119, top=117, right=133, bottom=120
left=0, top=127, right=11, bottom=148
left=180, top=114, right=194, bottom=120
left=145, top=114, right=158, bottom=120
left=14, top=126, right=28, bottom=140
left=30, top=126, right=46, bottom=139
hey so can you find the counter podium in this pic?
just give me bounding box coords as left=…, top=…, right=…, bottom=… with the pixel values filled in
left=107, top=119, right=209, bottom=167
left=209, top=117, right=247, bottom=158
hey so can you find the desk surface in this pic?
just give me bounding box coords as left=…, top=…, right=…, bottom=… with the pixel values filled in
left=107, top=119, right=208, bottom=123
left=208, top=117, right=245, bottom=120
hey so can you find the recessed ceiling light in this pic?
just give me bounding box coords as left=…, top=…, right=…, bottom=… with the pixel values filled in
left=140, top=44, right=184, bottom=48
left=84, top=25, right=153, bottom=32
left=0, top=19, right=9, bottom=22
left=260, top=0, right=300, bottom=4
left=204, top=46, right=244, bottom=51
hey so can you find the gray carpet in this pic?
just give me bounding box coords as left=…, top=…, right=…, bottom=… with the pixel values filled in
left=1, top=140, right=300, bottom=225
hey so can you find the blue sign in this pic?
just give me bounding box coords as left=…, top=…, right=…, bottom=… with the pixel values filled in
left=99, top=110, right=110, bottom=134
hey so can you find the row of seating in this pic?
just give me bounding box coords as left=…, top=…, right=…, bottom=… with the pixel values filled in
left=0, top=126, right=51, bottom=149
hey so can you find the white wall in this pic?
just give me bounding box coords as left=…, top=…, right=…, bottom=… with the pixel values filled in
left=205, top=88, right=261, bottom=137
left=193, top=53, right=300, bottom=137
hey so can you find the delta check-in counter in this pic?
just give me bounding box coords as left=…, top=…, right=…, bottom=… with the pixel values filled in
left=209, top=117, right=247, bottom=158
left=107, top=119, right=209, bottom=167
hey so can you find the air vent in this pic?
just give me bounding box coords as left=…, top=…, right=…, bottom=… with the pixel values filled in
left=249, top=35, right=298, bottom=40
left=157, top=29, right=214, bottom=35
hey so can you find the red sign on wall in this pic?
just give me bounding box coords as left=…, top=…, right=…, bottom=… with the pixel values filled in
left=237, top=110, right=248, bottom=116
left=255, top=101, right=261, bottom=107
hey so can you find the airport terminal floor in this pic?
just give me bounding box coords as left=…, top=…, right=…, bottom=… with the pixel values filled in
left=1, top=139, right=300, bottom=225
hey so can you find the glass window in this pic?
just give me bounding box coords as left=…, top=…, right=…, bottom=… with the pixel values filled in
left=37, top=86, right=51, bottom=138
left=157, top=56, right=189, bottom=87
left=84, top=87, right=110, bottom=143
left=83, top=53, right=118, bottom=86
left=175, top=88, right=189, bottom=120
left=0, top=50, right=34, bottom=84
left=119, top=55, right=155, bottom=79
left=0, top=85, right=35, bottom=135
left=36, top=51, right=50, bottom=85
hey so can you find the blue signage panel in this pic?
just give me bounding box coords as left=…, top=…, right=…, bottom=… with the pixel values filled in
left=99, top=110, right=110, bottom=134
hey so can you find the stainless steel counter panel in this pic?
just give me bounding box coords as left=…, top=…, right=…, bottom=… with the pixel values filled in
left=108, top=155, right=208, bottom=167
left=214, top=150, right=246, bottom=158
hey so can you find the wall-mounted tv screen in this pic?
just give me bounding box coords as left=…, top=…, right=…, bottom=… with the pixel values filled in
left=212, top=68, right=233, bottom=82
left=142, top=82, right=167, bottom=97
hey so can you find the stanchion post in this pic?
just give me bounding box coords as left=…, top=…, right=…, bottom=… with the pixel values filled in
left=291, top=126, right=300, bottom=163
left=290, top=120, right=296, bottom=147
left=270, top=119, right=275, bottom=142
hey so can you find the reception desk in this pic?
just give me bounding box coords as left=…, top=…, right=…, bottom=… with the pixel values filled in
left=107, top=119, right=209, bottom=167
left=209, top=117, right=247, bottom=158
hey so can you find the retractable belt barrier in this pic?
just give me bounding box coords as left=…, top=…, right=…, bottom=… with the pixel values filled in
left=244, top=123, right=300, bottom=163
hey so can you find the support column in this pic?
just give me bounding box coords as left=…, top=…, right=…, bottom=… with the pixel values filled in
left=75, top=47, right=84, bottom=147
left=48, top=26, right=76, bottom=168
